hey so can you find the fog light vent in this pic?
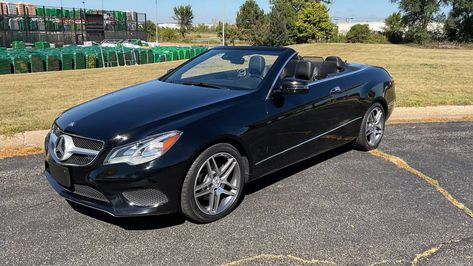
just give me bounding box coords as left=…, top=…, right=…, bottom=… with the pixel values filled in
left=122, top=189, right=168, bottom=207
left=74, top=185, right=109, bottom=202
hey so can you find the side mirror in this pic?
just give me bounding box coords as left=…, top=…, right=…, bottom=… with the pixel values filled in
left=280, top=79, right=309, bottom=94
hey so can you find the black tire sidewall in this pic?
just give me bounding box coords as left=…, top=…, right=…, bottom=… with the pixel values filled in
left=180, top=143, right=245, bottom=223
left=355, top=103, right=386, bottom=151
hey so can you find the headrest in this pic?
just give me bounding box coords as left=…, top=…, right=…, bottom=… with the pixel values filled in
left=325, top=56, right=345, bottom=71
left=281, top=59, right=298, bottom=79
left=315, top=61, right=338, bottom=79
left=294, top=61, right=312, bottom=81
left=249, top=56, right=266, bottom=76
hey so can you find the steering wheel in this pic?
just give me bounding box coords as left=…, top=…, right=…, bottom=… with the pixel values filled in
left=237, top=68, right=247, bottom=78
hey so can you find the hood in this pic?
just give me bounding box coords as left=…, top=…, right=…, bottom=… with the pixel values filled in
left=55, top=80, right=251, bottom=143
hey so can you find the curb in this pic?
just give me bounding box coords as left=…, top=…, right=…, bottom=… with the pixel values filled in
left=1, top=106, right=473, bottom=149
left=0, top=130, right=49, bottom=148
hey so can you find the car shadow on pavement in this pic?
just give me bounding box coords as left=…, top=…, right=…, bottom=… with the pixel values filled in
left=67, top=144, right=353, bottom=230
left=68, top=202, right=186, bottom=230
left=245, top=144, right=353, bottom=195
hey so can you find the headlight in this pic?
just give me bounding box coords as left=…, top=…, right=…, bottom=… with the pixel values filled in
left=104, top=131, right=182, bottom=165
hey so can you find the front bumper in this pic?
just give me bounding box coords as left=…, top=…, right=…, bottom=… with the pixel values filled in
left=44, top=151, right=189, bottom=217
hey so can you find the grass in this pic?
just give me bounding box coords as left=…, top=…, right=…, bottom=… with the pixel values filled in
left=292, top=43, right=473, bottom=107
left=1, top=43, right=473, bottom=135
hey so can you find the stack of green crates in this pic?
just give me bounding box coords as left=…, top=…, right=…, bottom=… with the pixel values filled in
left=0, top=44, right=209, bottom=75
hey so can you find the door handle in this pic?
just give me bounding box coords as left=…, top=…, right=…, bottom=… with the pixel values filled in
left=330, top=86, right=343, bottom=95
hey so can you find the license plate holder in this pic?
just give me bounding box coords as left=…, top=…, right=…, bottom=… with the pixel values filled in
left=49, top=162, right=71, bottom=188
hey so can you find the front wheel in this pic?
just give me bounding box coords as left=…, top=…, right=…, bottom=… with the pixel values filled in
left=180, top=143, right=245, bottom=223
left=354, top=103, right=386, bottom=151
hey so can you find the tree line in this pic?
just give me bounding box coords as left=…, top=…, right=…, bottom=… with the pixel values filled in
left=147, top=0, right=473, bottom=45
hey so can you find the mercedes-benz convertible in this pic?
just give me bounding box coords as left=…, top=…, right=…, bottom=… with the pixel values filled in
left=44, top=46, right=396, bottom=223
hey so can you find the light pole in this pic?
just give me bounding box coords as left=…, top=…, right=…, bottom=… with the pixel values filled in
left=155, top=0, right=159, bottom=43
left=221, top=0, right=225, bottom=46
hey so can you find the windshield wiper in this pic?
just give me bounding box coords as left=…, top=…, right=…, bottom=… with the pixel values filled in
left=179, top=81, right=228, bottom=90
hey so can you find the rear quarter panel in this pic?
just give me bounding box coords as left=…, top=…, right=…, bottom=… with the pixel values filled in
left=340, top=65, right=396, bottom=119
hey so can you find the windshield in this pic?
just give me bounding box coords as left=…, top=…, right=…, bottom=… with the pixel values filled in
left=164, top=49, right=282, bottom=90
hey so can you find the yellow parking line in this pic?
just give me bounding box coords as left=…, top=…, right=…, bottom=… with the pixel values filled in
left=369, top=150, right=473, bottom=219
left=222, top=254, right=336, bottom=265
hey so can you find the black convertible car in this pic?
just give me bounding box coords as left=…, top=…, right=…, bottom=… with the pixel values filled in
left=44, top=46, right=396, bottom=223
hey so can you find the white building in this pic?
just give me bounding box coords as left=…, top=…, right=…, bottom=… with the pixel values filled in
left=336, top=21, right=386, bottom=34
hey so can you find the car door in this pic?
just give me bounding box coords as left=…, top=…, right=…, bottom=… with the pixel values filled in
left=254, top=72, right=349, bottom=174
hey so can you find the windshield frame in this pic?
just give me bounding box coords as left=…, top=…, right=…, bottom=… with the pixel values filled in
left=160, top=47, right=289, bottom=91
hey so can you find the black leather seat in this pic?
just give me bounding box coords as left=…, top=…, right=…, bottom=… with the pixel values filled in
left=294, top=60, right=313, bottom=81
left=248, top=56, right=266, bottom=80
left=325, top=56, right=346, bottom=72
left=314, top=61, right=339, bottom=80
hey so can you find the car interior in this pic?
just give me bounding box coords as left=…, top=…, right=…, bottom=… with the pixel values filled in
left=281, top=55, right=347, bottom=82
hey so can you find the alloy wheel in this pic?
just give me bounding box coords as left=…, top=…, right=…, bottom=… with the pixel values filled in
left=193, top=152, right=241, bottom=215
left=365, top=106, right=384, bottom=146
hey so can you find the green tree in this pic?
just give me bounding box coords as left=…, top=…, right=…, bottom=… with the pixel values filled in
left=346, top=24, right=372, bottom=43
left=236, top=0, right=267, bottom=45
left=217, top=23, right=240, bottom=46
left=391, top=0, right=446, bottom=44
left=445, top=0, right=473, bottom=42
left=159, top=27, right=180, bottom=42
left=294, top=1, right=334, bottom=43
left=383, top=12, right=404, bottom=43
left=266, top=5, right=290, bottom=46
left=269, top=0, right=332, bottom=43
left=173, top=5, right=194, bottom=37
left=146, top=20, right=157, bottom=42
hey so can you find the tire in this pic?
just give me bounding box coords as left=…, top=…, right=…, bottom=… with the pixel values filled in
left=180, top=143, right=245, bottom=223
left=354, top=102, right=386, bottom=151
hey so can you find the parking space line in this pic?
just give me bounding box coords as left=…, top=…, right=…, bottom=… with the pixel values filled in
left=222, top=254, right=336, bottom=265
left=369, top=150, right=473, bottom=219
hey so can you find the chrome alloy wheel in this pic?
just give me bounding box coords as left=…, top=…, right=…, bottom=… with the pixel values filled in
left=365, top=106, right=384, bottom=146
left=193, top=152, right=241, bottom=215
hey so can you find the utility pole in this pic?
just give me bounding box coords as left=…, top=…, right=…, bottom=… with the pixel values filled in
left=221, top=0, right=225, bottom=46
left=155, top=0, right=159, bottom=43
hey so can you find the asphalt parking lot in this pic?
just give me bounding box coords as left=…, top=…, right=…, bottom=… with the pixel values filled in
left=1, top=122, right=472, bottom=265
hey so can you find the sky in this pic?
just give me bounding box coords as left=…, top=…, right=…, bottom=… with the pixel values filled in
left=19, top=0, right=399, bottom=24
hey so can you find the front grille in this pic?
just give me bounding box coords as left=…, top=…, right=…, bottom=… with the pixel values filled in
left=50, top=124, right=104, bottom=166
left=74, top=185, right=109, bottom=202
left=72, top=137, right=104, bottom=151
left=122, top=189, right=168, bottom=207
left=65, top=154, right=96, bottom=165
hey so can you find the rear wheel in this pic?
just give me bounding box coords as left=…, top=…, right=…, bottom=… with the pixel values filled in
left=354, top=103, right=385, bottom=151
left=180, top=143, right=245, bottom=223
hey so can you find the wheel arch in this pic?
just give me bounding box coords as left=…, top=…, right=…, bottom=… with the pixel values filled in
left=191, top=135, right=252, bottom=183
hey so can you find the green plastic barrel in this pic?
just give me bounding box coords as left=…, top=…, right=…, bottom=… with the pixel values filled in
left=35, top=41, right=50, bottom=49
left=27, top=53, right=44, bottom=73
left=11, top=55, right=29, bottom=74
left=41, top=53, right=60, bottom=71
left=72, top=51, right=86, bottom=69
left=85, top=53, right=97, bottom=69
left=12, top=41, right=26, bottom=49
left=0, top=56, right=12, bottom=75
left=60, top=52, right=74, bottom=70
